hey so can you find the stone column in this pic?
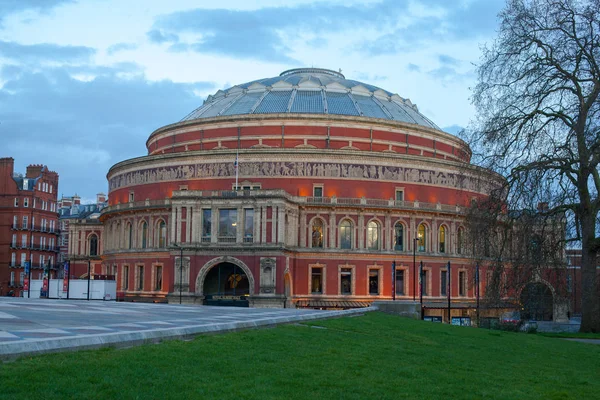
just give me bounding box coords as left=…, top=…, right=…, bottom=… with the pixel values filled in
left=358, top=213, right=365, bottom=249
left=329, top=212, right=336, bottom=249
left=271, top=206, right=277, bottom=244
left=185, top=206, right=191, bottom=244
left=171, top=207, right=178, bottom=244
left=277, top=205, right=285, bottom=244
left=261, top=206, right=267, bottom=243
left=253, top=205, right=260, bottom=244
left=385, top=213, right=391, bottom=250
left=211, top=206, right=218, bottom=243
left=237, top=206, right=243, bottom=243
left=299, top=209, right=306, bottom=247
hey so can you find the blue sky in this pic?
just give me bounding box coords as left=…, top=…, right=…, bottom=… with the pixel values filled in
left=0, top=0, right=505, bottom=202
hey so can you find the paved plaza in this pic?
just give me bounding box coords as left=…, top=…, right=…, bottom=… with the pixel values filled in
left=0, top=298, right=371, bottom=360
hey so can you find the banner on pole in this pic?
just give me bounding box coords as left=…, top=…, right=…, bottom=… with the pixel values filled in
left=62, top=261, right=69, bottom=292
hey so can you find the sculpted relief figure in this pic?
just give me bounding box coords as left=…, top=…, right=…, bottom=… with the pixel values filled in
left=110, top=160, right=480, bottom=196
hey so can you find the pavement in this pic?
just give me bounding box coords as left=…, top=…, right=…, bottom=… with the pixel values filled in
left=0, top=297, right=373, bottom=360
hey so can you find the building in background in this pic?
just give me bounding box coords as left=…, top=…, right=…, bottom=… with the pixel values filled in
left=0, top=158, right=59, bottom=297
left=58, top=193, right=107, bottom=269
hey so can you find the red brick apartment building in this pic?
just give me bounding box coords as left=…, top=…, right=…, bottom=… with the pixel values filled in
left=0, top=158, right=59, bottom=297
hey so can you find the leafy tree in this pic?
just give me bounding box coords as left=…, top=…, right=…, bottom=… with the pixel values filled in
left=470, top=0, right=600, bottom=331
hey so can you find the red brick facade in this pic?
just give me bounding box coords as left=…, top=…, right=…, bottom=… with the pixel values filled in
left=0, top=158, right=59, bottom=297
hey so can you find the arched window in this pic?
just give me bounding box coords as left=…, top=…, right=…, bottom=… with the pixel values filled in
left=367, top=220, right=380, bottom=250
left=311, top=219, right=324, bottom=248
left=141, top=221, right=148, bottom=249
left=417, top=223, right=427, bottom=252
left=457, top=227, right=464, bottom=255
left=394, top=222, right=404, bottom=251
left=439, top=225, right=446, bottom=253
left=158, top=220, right=167, bottom=248
left=89, top=234, right=98, bottom=256
left=340, top=220, right=353, bottom=249
left=127, top=223, right=133, bottom=249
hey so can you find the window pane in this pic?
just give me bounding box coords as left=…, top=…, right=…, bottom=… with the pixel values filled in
left=340, top=268, right=352, bottom=294
left=395, top=269, right=404, bottom=295
left=244, top=209, right=254, bottom=239
left=395, top=223, right=404, bottom=251
left=312, top=219, right=323, bottom=248
left=441, top=270, right=447, bottom=296
left=219, top=209, right=237, bottom=237
left=311, top=268, right=322, bottom=294
left=418, top=224, right=426, bottom=252
left=367, top=221, right=379, bottom=250
left=313, top=187, right=323, bottom=197
left=340, top=220, right=352, bottom=249
left=369, top=270, right=379, bottom=295
left=202, top=209, right=212, bottom=238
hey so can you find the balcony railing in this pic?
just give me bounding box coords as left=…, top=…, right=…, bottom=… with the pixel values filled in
left=102, top=190, right=465, bottom=217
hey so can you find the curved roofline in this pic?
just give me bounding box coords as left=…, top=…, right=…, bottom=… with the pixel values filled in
left=146, top=112, right=470, bottom=154
left=280, top=67, right=345, bottom=79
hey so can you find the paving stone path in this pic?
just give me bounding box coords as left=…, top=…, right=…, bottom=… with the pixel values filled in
left=0, top=298, right=371, bottom=359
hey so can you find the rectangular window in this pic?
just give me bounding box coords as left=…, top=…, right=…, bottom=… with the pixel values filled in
left=14, top=198, right=18, bottom=207
left=22, top=216, right=28, bottom=229
left=340, top=268, right=352, bottom=295
left=13, top=215, right=17, bottom=228
left=369, top=269, right=379, bottom=295
left=24, top=198, right=29, bottom=207
left=395, top=269, right=404, bottom=295
left=20, top=253, right=26, bottom=266
left=202, top=209, right=212, bottom=241
left=21, top=234, right=27, bottom=247
left=129, top=192, right=134, bottom=203
left=459, top=271, right=466, bottom=296
left=421, top=270, right=428, bottom=296
left=313, top=186, right=323, bottom=197
left=218, top=209, right=237, bottom=238
left=10, top=272, right=15, bottom=286
left=311, top=267, right=323, bottom=294
left=123, top=265, right=129, bottom=290
left=441, top=270, right=447, bottom=296
left=12, top=234, right=17, bottom=246
left=155, top=266, right=163, bottom=291
left=243, top=209, right=254, bottom=242
left=137, top=266, right=144, bottom=290
left=10, top=253, right=16, bottom=266
left=395, top=189, right=404, bottom=202
left=49, top=185, right=53, bottom=194
left=20, top=272, right=26, bottom=284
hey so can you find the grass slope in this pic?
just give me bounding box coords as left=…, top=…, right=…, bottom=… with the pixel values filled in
left=1, top=312, right=598, bottom=400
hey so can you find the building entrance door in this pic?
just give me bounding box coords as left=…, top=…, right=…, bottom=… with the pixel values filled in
left=203, top=262, right=250, bottom=307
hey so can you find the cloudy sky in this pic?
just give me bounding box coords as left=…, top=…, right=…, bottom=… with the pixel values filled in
left=0, top=0, right=505, bottom=203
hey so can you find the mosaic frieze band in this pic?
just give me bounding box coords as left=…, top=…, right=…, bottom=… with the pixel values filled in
left=109, top=161, right=489, bottom=192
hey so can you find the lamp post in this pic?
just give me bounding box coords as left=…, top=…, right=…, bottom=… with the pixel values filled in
left=87, top=259, right=91, bottom=301
left=413, top=237, right=418, bottom=301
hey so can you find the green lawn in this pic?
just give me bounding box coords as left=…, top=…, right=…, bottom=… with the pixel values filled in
left=1, top=312, right=598, bottom=400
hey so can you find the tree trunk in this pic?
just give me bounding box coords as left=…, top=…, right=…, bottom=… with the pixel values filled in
left=579, top=213, right=600, bottom=332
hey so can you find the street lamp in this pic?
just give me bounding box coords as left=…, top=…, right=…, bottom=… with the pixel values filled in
left=413, top=237, right=418, bottom=301
left=172, top=243, right=184, bottom=304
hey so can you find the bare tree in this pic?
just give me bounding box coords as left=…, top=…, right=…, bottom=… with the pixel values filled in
left=470, top=0, right=600, bottom=332
left=465, top=195, right=568, bottom=320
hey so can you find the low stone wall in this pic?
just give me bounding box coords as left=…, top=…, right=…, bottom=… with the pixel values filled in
left=372, top=301, right=421, bottom=319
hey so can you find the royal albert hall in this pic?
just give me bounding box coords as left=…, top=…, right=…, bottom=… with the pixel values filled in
left=90, top=68, right=501, bottom=311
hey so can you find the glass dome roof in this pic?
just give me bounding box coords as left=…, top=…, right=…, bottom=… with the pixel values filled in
left=181, top=68, right=440, bottom=130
